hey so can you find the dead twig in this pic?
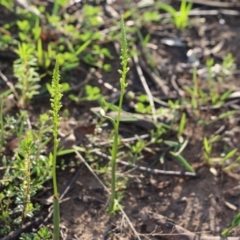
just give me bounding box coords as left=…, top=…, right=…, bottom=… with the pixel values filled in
left=91, top=134, right=150, bottom=147
left=171, top=75, right=185, bottom=98
left=139, top=58, right=170, bottom=96
left=0, top=70, right=19, bottom=100
left=94, top=151, right=197, bottom=177
left=132, top=45, right=157, bottom=123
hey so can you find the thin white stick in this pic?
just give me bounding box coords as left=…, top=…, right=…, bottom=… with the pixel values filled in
left=132, top=45, right=157, bottom=123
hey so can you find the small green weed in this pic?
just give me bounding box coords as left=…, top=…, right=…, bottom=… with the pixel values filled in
left=170, top=151, right=195, bottom=173
left=203, top=135, right=220, bottom=166
left=184, top=54, right=235, bottom=112
left=69, top=84, right=101, bottom=102
left=126, top=137, right=152, bottom=162
left=0, top=0, right=14, bottom=10
left=135, top=94, right=152, bottom=114
left=222, top=212, right=240, bottom=237
left=178, top=112, right=187, bottom=140
left=14, top=43, right=41, bottom=107
left=20, top=227, right=52, bottom=240
left=0, top=112, right=52, bottom=236
left=203, top=135, right=239, bottom=171
left=1, top=1, right=109, bottom=73
left=157, top=0, right=193, bottom=30
left=16, top=134, right=38, bottom=224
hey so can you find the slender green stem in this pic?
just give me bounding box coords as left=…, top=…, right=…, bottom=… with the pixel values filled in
left=109, top=121, right=118, bottom=211
left=0, top=100, right=4, bottom=150
left=53, top=198, right=60, bottom=240
left=52, top=140, right=59, bottom=239
left=52, top=141, right=60, bottom=240
left=52, top=139, right=59, bottom=197
left=50, top=57, right=62, bottom=239
left=52, top=0, right=59, bottom=16
left=108, top=16, right=129, bottom=213
left=110, top=82, right=126, bottom=211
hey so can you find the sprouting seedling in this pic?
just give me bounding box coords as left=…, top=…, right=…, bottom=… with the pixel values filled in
left=52, top=0, right=69, bottom=16
left=178, top=112, right=186, bottom=140
left=49, top=56, right=62, bottom=239
left=203, top=137, right=212, bottom=166
left=135, top=94, right=152, bottom=114
left=157, top=0, right=193, bottom=31
left=127, top=138, right=148, bottom=161
left=220, top=53, right=236, bottom=78
left=221, top=212, right=240, bottom=237
left=203, top=135, right=223, bottom=166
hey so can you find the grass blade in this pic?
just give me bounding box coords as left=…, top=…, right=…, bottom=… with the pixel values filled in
left=170, top=151, right=195, bottom=173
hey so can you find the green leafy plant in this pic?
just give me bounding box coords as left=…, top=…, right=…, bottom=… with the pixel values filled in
left=0, top=0, right=14, bottom=10
left=157, top=0, right=193, bottom=30
left=14, top=43, right=41, bottom=107
left=0, top=110, right=52, bottom=236
left=52, top=0, right=68, bottom=16
left=49, top=57, right=63, bottom=239
left=170, top=151, right=195, bottom=173
left=184, top=54, right=235, bottom=112
left=85, top=85, right=101, bottom=101
left=206, top=58, right=219, bottom=105
left=206, top=55, right=235, bottom=106
left=0, top=191, right=12, bottom=235
left=127, top=138, right=150, bottom=162
left=184, top=66, right=201, bottom=111
left=20, top=227, right=52, bottom=240
left=203, top=135, right=220, bottom=166
left=16, top=134, right=37, bottom=224
left=178, top=112, right=187, bottom=140
left=203, top=135, right=239, bottom=170
left=1, top=0, right=114, bottom=75
left=68, top=84, right=101, bottom=102
left=135, top=94, right=152, bottom=114
left=142, top=11, right=160, bottom=23
left=221, top=212, right=240, bottom=237
left=219, top=53, right=236, bottom=79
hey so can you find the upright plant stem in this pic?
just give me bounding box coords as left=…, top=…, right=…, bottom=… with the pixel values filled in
left=0, top=100, right=4, bottom=150
left=109, top=123, right=118, bottom=212
left=52, top=139, right=60, bottom=240
left=109, top=85, right=125, bottom=211
left=52, top=0, right=59, bottom=16
left=52, top=139, right=59, bottom=199
left=50, top=57, right=62, bottom=240
left=109, top=16, right=129, bottom=213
